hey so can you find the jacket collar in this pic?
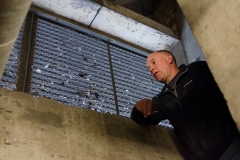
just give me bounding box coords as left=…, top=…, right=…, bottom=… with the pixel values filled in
left=158, top=64, right=188, bottom=96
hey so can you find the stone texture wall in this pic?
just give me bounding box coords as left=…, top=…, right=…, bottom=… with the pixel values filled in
left=0, top=88, right=183, bottom=160
left=177, top=0, right=240, bottom=130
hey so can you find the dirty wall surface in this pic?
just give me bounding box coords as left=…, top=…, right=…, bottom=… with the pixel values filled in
left=0, top=88, right=183, bottom=160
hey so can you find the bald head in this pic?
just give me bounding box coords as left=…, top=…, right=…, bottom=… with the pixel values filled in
left=146, top=50, right=179, bottom=84
left=156, top=50, right=177, bottom=65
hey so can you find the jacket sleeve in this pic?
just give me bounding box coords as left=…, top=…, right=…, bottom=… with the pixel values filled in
left=130, top=97, right=166, bottom=125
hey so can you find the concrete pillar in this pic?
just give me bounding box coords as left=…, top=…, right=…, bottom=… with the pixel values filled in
left=0, top=88, right=183, bottom=159
left=0, top=0, right=32, bottom=79
left=176, top=0, right=240, bottom=130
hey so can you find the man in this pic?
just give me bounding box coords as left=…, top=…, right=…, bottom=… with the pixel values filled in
left=131, top=50, right=240, bottom=160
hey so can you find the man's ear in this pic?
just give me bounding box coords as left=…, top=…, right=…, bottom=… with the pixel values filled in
left=167, top=54, right=173, bottom=64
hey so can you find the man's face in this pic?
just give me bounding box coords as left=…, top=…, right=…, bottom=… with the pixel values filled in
left=146, top=52, right=172, bottom=84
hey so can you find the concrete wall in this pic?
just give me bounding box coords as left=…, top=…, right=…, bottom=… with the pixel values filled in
left=170, top=41, right=187, bottom=66
left=0, top=0, right=32, bottom=79
left=146, top=0, right=204, bottom=65
left=0, top=88, right=183, bottom=160
left=176, top=0, right=240, bottom=130
left=171, top=4, right=205, bottom=66
left=175, top=5, right=205, bottom=64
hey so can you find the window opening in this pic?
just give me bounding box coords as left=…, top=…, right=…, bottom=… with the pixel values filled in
left=0, top=10, right=173, bottom=129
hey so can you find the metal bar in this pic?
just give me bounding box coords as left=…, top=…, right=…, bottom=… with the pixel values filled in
left=23, top=11, right=35, bottom=92
left=107, top=43, right=119, bottom=115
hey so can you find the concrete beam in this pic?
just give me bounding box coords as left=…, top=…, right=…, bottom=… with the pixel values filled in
left=32, top=0, right=179, bottom=51
left=93, top=0, right=177, bottom=39
left=91, top=6, right=178, bottom=51
left=0, top=0, right=32, bottom=79
left=32, top=0, right=101, bottom=26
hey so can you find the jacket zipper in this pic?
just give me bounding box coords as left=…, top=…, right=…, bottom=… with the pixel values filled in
left=161, top=67, right=209, bottom=158
left=174, top=68, right=188, bottom=97
left=166, top=68, right=188, bottom=107
left=173, top=68, right=208, bottom=158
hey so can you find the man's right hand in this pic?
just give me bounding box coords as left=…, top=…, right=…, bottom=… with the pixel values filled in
left=135, top=98, right=153, bottom=118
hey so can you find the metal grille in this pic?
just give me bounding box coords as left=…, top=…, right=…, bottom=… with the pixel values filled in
left=110, top=46, right=174, bottom=129
left=110, top=46, right=164, bottom=117
left=30, top=18, right=116, bottom=114
left=0, top=21, right=25, bottom=90
left=0, top=12, right=174, bottom=129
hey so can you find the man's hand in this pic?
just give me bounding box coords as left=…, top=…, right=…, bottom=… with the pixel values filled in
left=135, top=98, right=153, bottom=118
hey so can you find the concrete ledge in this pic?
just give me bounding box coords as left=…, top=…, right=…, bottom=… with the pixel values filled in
left=0, top=88, right=183, bottom=159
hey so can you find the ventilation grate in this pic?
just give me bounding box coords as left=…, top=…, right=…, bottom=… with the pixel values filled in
left=110, top=46, right=174, bottom=129
left=0, top=13, right=174, bottom=129
left=110, top=46, right=164, bottom=117
left=30, top=18, right=116, bottom=114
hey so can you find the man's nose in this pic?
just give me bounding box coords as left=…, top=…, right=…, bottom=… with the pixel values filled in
left=148, top=66, right=153, bottom=71
left=149, top=67, right=154, bottom=74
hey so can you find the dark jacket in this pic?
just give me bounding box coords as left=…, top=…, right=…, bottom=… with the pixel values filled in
left=131, top=61, right=239, bottom=160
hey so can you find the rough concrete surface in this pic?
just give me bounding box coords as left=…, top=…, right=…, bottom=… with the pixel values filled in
left=91, top=6, right=179, bottom=51
left=0, top=88, right=183, bottom=160
left=177, top=0, right=240, bottom=130
left=32, top=0, right=101, bottom=26
left=93, top=0, right=177, bottom=38
left=0, top=43, right=15, bottom=80
left=0, top=0, right=32, bottom=78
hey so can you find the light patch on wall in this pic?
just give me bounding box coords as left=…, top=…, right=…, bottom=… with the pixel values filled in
left=91, top=7, right=179, bottom=51
left=32, top=0, right=101, bottom=26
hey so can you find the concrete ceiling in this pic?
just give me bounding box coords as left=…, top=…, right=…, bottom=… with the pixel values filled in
left=32, top=0, right=179, bottom=52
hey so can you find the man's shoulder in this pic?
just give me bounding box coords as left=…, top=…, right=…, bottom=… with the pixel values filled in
left=187, top=60, right=207, bottom=68
left=185, top=60, right=214, bottom=82
left=178, top=61, right=207, bottom=69
left=179, top=61, right=208, bottom=72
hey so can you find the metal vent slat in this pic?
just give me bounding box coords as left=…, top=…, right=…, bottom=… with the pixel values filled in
left=30, top=18, right=116, bottom=114
left=110, top=45, right=162, bottom=117
left=110, top=45, right=174, bottom=129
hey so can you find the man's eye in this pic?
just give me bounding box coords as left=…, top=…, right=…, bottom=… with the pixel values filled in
left=152, top=61, right=155, bottom=65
